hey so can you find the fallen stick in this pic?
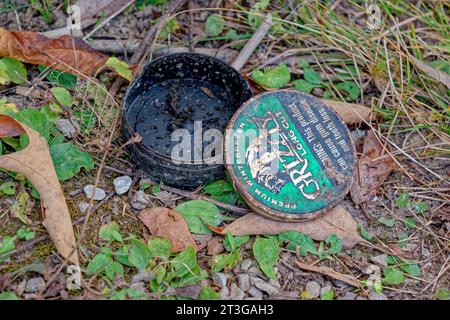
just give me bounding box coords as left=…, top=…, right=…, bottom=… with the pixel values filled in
left=295, top=260, right=362, bottom=288
left=90, top=40, right=238, bottom=63
left=231, top=14, right=273, bottom=71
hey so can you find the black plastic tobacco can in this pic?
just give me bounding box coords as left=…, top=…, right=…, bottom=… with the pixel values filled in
left=123, top=54, right=356, bottom=221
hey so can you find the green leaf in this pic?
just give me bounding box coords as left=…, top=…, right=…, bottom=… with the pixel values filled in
left=105, top=261, right=124, bottom=280
left=335, top=81, right=360, bottom=101
left=378, top=217, right=395, bottom=227
left=147, top=238, right=172, bottom=258
left=168, top=246, right=197, bottom=281
left=205, top=14, right=225, bottom=37
left=435, top=288, right=449, bottom=300
left=223, top=233, right=249, bottom=252
left=16, top=109, right=50, bottom=142
left=303, top=68, right=322, bottom=84
left=114, top=245, right=134, bottom=267
left=382, top=267, right=405, bottom=285
left=251, top=64, right=291, bottom=89
left=16, top=226, right=35, bottom=241
left=39, top=65, right=77, bottom=90
left=105, top=57, right=133, bottom=81
left=0, top=181, right=15, bottom=195
left=175, top=200, right=223, bottom=234
left=0, top=236, right=16, bottom=257
left=293, top=79, right=317, bottom=93
left=11, top=191, right=31, bottom=225
left=399, top=261, right=420, bottom=277
left=40, top=104, right=62, bottom=123
left=199, top=286, right=219, bottom=300
left=278, top=231, right=317, bottom=256
left=50, top=87, right=73, bottom=107
left=411, top=201, right=429, bottom=214
left=395, top=192, right=409, bottom=208
left=386, top=255, right=397, bottom=265
left=99, top=222, right=123, bottom=243
left=320, top=289, right=334, bottom=300
left=212, top=250, right=240, bottom=273
left=253, top=237, right=280, bottom=279
left=128, top=239, right=152, bottom=271
left=211, top=192, right=239, bottom=207
left=403, top=217, right=417, bottom=229
left=0, top=58, right=27, bottom=84
left=298, top=60, right=310, bottom=69
left=358, top=223, right=373, bottom=241
left=0, top=292, right=20, bottom=300
left=50, top=143, right=94, bottom=181
left=86, top=253, right=111, bottom=275
left=204, top=180, right=234, bottom=196
left=325, top=234, right=342, bottom=255
left=136, top=0, right=167, bottom=10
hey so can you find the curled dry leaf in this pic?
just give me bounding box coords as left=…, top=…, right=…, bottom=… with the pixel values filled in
left=0, top=115, right=78, bottom=265
left=320, top=99, right=374, bottom=125
left=0, top=27, right=108, bottom=76
left=410, top=56, right=450, bottom=89
left=222, top=205, right=361, bottom=249
left=0, top=114, right=24, bottom=137
left=138, top=207, right=197, bottom=253
left=350, top=130, right=397, bottom=204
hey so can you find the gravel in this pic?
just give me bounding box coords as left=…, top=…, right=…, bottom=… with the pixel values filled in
left=55, top=118, right=78, bottom=138
left=131, top=271, right=150, bottom=283
left=131, top=190, right=148, bottom=210
left=229, top=283, right=245, bottom=300
left=338, top=292, right=357, bottom=300
left=212, top=273, right=228, bottom=288
left=25, top=277, right=45, bottom=294
left=113, top=176, right=133, bottom=195
left=78, top=201, right=89, bottom=213
left=369, top=292, right=388, bottom=300
left=219, top=286, right=229, bottom=300
left=248, top=286, right=264, bottom=299
left=83, top=185, right=106, bottom=201
left=252, top=277, right=279, bottom=296
left=237, top=273, right=250, bottom=292
left=240, top=259, right=253, bottom=271
left=370, top=254, right=388, bottom=267
left=305, top=281, right=321, bottom=298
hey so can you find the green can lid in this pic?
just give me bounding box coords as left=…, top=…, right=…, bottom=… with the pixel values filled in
left=224, top=90, right=356, bottom=221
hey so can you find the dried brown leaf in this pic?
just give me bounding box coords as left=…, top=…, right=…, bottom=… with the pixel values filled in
left=350, top=131, right=397, bottom=204
left=138, top=207, right=197, bottom=253
left=0, top=27, right=108, bottom=76
left=0, top=114, right=25, bottom=137
left=221, top=205, right=361, bottom=249
left=0, top=115, right=78, bottom=265
left=410, top=56, right=450, bottom=89
left=320, top=99, right=375, bottom=125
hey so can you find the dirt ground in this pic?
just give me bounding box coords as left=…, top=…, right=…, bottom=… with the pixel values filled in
left=0, top=0, right=448, bottom=300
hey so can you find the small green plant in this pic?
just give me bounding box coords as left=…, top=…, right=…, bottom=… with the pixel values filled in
left=29, top=0, right=53, bottom=24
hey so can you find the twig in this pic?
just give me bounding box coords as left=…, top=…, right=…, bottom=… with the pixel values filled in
left=231, top=14, right=273, bottom=71
left=160, top=185, right=249, bottom=215
left=83, top=0, right=135, bottom=41
left=109, top=0, right=188, bottom=96
left=295, top=260, right=362, bottom=288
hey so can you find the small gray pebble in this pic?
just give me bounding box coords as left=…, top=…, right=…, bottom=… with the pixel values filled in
left=229, top=283, right=245, bottom=300
left=305, top=281, right=321, bottom=298
left=84, top=185, right=106, bottom=201
left=237, top=273, right=250, bottom=292
left=212, top=273, right=228, bottom=288
left=131, top=190, right=148, bottom=210
left=240, top=259, right=252, bottom=271
left=113, top=176, right=133, bottom=195
left=25, top=277, right=45, bottom=294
